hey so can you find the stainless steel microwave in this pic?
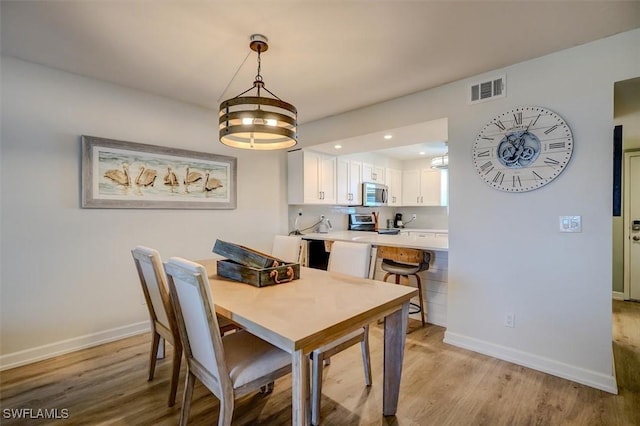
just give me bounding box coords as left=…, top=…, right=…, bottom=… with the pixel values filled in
left=362, top=182, right=388, bottom=207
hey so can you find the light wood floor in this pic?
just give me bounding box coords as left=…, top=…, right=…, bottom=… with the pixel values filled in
left=1, top=300, right=639, bottom=425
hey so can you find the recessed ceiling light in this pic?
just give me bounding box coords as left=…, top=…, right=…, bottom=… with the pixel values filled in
left=419, top=151, right=426, bottom=155
left=384, top=134, right=393, bottom=140
left=334, top=144, right=342, bottom=149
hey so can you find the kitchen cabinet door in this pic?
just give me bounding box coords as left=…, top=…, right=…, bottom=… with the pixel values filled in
left=363, top=163, right=385, bottom=183
left=386, top=168, right=402, bottom=206
left=401, top=169, right=421, bottom=206
left=401, top=168, right=447, bottom=206
left=337, top=158, right=362, bottom=205
left=318, top=154, right=337, bottom=204
left=420, top=168, right=441, bottom=205
left=288, top=150, right=337, bottom=204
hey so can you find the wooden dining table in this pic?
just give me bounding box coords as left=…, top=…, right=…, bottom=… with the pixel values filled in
left=197, top=258, right=417, bottom=426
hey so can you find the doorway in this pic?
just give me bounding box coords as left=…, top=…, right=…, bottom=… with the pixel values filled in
left=613, top=77, right=640, bottom=299
left=624, top=151, right=640, bottom=300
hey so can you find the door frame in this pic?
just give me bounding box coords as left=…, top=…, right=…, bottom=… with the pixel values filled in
left=623, top=150, right=640, bottom=300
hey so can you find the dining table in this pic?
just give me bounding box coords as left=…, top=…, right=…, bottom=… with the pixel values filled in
left=197, top=258, right=417, bottom=426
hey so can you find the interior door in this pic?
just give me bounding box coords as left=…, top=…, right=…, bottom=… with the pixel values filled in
left=626, top=152, right=640, bottom=300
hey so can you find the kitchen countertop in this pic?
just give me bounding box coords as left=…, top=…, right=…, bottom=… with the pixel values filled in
left=301, top=230, right=448, bottom=251
left=397, top=228, right=448, bottom=234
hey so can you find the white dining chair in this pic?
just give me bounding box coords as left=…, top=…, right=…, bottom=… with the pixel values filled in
left=131, top=246, right=183, bottom=407
left=311, top=241, right=373, bottom=425
left=271, top=235, right=303, bottom=264
left=164, top=257, right=292, bottom=426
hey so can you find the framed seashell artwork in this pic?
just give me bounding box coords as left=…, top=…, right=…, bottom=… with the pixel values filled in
left=81, top=135, right=236, bottom=209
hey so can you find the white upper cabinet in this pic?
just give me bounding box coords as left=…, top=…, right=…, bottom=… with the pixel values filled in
left=288, top=150, right=337, bottom=204
left=385, top=168, right=402, bottom=206
left=362, top=163, right=385, bottom=183
left=337, top=158, right=362, bottom=205
left=401, top=168, right=447, bottom=206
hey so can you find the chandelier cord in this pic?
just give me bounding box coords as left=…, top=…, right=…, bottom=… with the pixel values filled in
left=216, top=50, right=251, bottom=103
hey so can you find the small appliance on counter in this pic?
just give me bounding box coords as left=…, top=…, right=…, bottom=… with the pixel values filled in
left=317, top=216, right=333, bottom=233
left=349, top=213, right=400, bottom=234
left=394, top=213, right=404, bottom=228
left=348, top=213, right=376, bottom=231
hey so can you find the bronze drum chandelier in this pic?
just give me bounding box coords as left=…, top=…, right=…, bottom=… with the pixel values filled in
left=219, top=34, right=297, bottom=150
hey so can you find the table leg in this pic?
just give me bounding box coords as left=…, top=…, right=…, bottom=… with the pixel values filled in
left=292, top=349, right=309, bottom=426
left=383, top=302, right=409, bottom=416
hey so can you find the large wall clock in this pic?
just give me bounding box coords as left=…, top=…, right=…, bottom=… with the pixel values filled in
left=472, top=106, right=573, bottom=192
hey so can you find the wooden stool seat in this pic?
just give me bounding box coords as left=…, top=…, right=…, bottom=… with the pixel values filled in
left=379, top=248, right=431, bottom=327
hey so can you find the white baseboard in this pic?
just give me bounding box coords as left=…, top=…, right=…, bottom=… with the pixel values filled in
left=443, top=331, right=618, bottom=394
left=612, top=291, right=625, bottom=301
left=0, top=321, right=150, bottom=371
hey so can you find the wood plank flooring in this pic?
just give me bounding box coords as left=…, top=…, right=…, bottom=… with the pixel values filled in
left=1, top=300, right=639, bottom=425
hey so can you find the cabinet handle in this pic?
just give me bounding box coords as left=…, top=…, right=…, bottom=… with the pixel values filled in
left=421, top=196, right=424, bottom=203
left=417, top=196, right=419, bottom=203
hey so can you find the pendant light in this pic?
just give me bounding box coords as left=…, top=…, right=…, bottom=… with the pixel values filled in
left=219, top=34, right=297, bottom=150
left=431, top=154, right=448, bottom=169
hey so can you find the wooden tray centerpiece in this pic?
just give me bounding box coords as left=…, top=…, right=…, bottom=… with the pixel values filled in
left=212, top=239, right=300, bottom=287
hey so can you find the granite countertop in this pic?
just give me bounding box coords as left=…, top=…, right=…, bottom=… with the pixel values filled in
left=301, top=230, right=448, bottom=251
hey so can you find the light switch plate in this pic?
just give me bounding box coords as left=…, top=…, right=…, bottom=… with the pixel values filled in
left=559, top=215, right=582, bottom=233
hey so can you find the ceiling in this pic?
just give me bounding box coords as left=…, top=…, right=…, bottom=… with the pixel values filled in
left=2, top=1, right=639, bottom=157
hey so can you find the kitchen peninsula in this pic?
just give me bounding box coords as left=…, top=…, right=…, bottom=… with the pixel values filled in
left=301, top=230, right=449, bottom=327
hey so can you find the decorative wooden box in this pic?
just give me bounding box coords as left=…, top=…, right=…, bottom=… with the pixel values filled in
left=212, top=239, right=300, bottom=287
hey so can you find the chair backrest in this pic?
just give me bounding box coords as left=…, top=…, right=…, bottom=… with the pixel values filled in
left=271, top=235, right=302, bottom=263
left=327, top=241, right=372, bottom=278
left=164, top=257, right=230, bottom=397
left=131, top=246, right=173, bottom=330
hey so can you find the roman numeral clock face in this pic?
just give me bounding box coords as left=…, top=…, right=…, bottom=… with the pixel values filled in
left=472, top=107, right=573, bottom=192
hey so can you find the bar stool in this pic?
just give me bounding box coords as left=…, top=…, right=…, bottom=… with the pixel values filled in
left=380, top=249, right=431, bottom=326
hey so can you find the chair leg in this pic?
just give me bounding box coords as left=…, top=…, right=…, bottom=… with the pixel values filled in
left=414, top=274, right=426, bottom=327
left=219, top=393, right=235, bottom=426
left=311, top=352, right=324, bottom=426
left=180, top=371, right=196, bottom=426
left=383, top=272, right=392, bottom=282
left=361, top=325, right=372, bottom=387
left=149, top=331, right=160, bottom=381
left=168, top=342, right=182, bottom=407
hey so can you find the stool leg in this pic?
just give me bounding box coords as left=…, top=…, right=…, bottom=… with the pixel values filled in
left=383, top=272, right=392, bottom=283
left=413, top=274, right=426, bottom=327
left=395, top=274, right=401, bottom=285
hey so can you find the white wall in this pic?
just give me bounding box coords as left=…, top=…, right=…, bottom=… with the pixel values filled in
left=298, top=29, right=640, bottom=393
left=0, top=57, right=289, bottom=367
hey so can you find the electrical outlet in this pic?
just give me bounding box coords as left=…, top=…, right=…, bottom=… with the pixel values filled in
left=411, top=214, right=417, bottom=220
left=504, top=312, right=515, bottom=328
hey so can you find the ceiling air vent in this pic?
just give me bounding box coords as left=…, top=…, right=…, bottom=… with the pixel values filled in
left=469, top=74, right=506, bottom=104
